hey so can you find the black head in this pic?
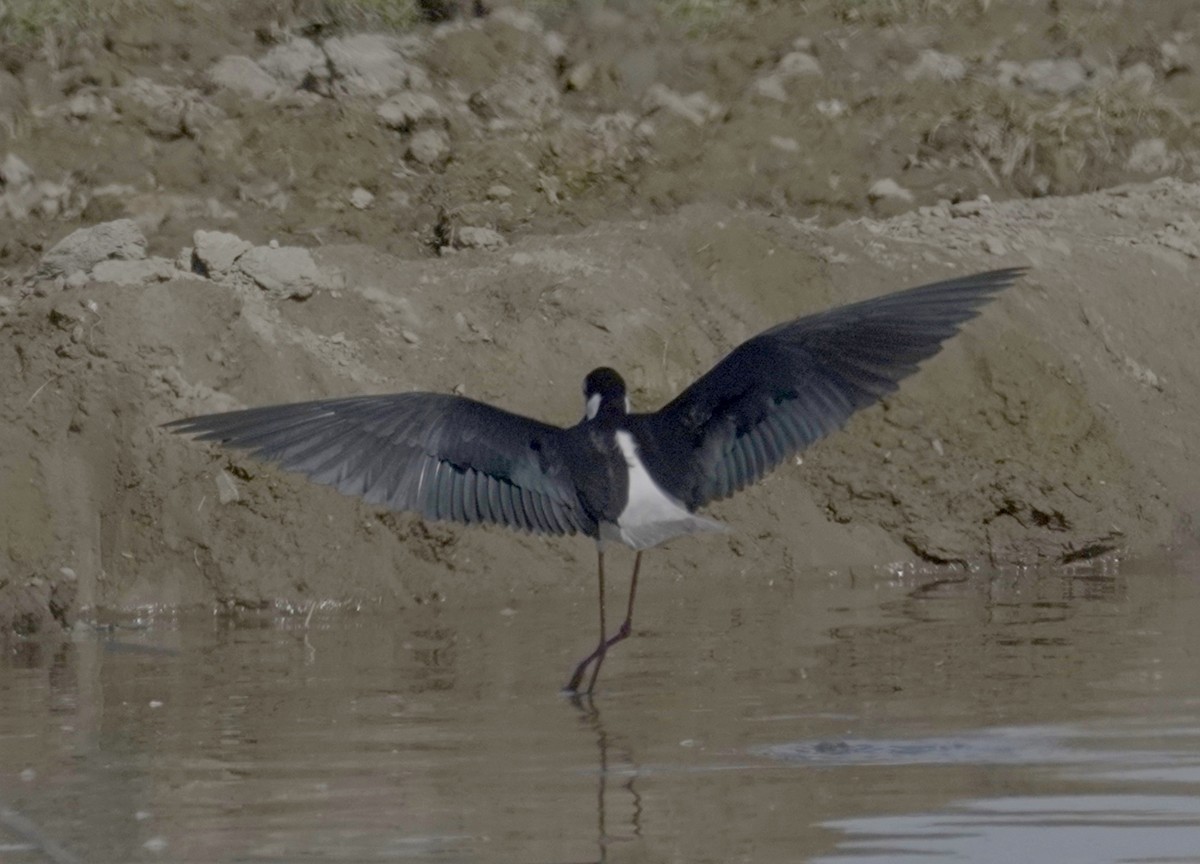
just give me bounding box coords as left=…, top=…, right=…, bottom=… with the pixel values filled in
left=582, top=367, right=628, bottom=420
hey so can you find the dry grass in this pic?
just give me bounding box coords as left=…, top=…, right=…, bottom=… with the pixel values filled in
left=923, top=78, right=1198, bottom=195
left=0, top=0, right=144, bottom=47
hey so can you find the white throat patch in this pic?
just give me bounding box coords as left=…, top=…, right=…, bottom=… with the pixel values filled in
left=585, top=392, right=601, bottom=420
left=606, top=430, right=727, bottom=550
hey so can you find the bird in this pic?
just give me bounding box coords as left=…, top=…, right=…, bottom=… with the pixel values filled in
left=164, top=266, right=1025, bottom=694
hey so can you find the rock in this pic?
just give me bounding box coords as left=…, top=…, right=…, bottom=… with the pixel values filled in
left=376, top=91, right=444, bottom=131
left=454, top=226, right=506, bottom=250
left=0, top=153, right=34, bottom=189
left=905, top=49, right=966, bottom=82
left=35, top=182, right=71, bottom=218
left=192, top=230, right=251, bottom=279
left=982, top=236, right=1007, bottom=256
left=867, top=178, right=914, bottom=203
left=1126, top=138, right=1174, bottom=174
left=816, top=98, right=848, bottom=118
left=215, top=470, right=240, bottom=504
left=119, top=77, right=223, bottom=136
left=544, top=30, right=567, bottom=61
left=349, top=187, right=375, bottom=210
left=92, top=257, right=177, bottom=285
left=0, top=70, right=23, bottom=131
left=753, top=75, right=788, bottom=102
left=236, top=245, right=324, bottom=300
left=259, top=38, right=326, bottom=90
left=324, top=35, right=428, bottom=96
left=1119, top=62, right=1156, bottom=96
left=753, top=50, right=823, bottom=102
left=565, top=62, right=595, bottom=92
left=769, top=136, right=800, bottom=152
left=65, top=91, right=110, bottom=119
left=208, top=56, right=280, bottom=100
left=38, top=219, right=147, bottom=278
left=486, top=184, right=513, bottom=200
left=644, top=83, right=721, bottom=126
left=777, top=51, right=822, bottom=78
left=1159, top=40, right=1200, bottom=77
left=950, top=196, right=991, bottom=216
left=407, top=129, right=451, bottom=166
left=1013, top=58, right=1089, bottom=96
left=476, top=65, right=561, bottom=127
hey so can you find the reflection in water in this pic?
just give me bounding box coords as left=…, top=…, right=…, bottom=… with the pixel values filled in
left=571, top=696, right=643, bottom=863
left=1, top=555, right=1199, bottom=861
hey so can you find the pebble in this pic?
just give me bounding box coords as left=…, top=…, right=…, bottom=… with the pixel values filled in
left=644, top=84, right=721, bottom=126
left=565, top=62, right=595, bottom=92
left=324, top=34, right=427, bottom=96
left=1002, top=58, right=1089, bottom=96
left=236, top=245, right=325, bottom=300
left=1126, top=138, right=1173, bottom=174
left=208, top=55, right=280, bottom=100
left=776, top=51, right=822, bottom=78
left=216, top=470, right=240, bottom=504
left=193, top=230, right=252, bottom=279
left=258, top=38, right=326, bottom=90
left=349, top=187, right=375, bottom=210
left=455, top=226, right=506, bottom=250
left=38, top=219, right=147, bottom=279
left=1, top=152, right=35, bottom=188
left=815, top=99, right=847, bottom=118
left=92, top=257, right=178, bottom=285
left=407, top=129, right=450, bottom=166
left=376, top=91, right=444, bottom=131
left=905, top=50, right=966, bottom=83
left=950, top=196, right=990, bottom=217
left=1119, top=62, right=1155, bottom=96
left=867, top=178, right=914, bottom=203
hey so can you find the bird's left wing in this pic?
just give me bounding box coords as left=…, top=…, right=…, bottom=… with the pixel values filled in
left=646, top=267, right=1026, bottom=509
left=164, top=394, right=594, bottom=537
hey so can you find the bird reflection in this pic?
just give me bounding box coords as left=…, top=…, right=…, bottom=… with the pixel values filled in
left=565, top=695, right=643, bottom=863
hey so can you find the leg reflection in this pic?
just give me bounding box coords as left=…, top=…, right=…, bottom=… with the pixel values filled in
left=569, top=696, right=643, bottom=862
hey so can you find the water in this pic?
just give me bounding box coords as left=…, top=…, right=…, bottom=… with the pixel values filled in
left=3, top=551, right=1200, bottom=863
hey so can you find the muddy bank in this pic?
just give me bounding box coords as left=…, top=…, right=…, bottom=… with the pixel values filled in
left=2, top=178, right=1199, bottom=631
left=3, top=0, right=1200, bottom=632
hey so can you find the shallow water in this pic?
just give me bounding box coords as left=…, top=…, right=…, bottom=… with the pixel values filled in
left=3, top=552, right=1200, bottom=863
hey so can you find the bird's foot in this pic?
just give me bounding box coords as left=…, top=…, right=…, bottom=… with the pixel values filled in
left=563, top=619, right=634, bottom=693
left=565, top=647, right=603, bottom=693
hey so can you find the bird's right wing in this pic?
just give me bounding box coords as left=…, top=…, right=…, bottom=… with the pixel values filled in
left=651, top=267, right=1026, bottom=509
left=164, top=393, right=594, bottom=537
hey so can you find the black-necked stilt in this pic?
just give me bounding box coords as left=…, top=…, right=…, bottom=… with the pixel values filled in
left=166, top=267, right=1025, bottom=693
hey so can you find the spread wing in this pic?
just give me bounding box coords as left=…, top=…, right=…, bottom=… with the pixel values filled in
left=649, top=267, right=1026, bottom=509
left=164, top=394, right=594, bottom=537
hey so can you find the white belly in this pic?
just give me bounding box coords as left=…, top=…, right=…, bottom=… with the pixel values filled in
left=601, top=430, right=727, bottom=550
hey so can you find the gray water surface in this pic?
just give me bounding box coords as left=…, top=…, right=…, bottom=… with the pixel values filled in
left=3, top=553, right=1200, bottom=863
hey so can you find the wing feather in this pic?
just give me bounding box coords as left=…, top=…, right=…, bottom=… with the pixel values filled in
left=164, top=393, right=593, bottom=537
left=645, top=267, right=1025, bottom=509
